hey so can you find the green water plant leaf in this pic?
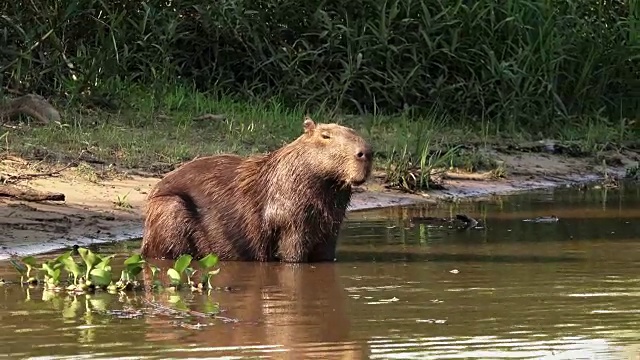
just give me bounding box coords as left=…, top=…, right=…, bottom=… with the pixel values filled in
left=124, top=254, right=144, bottom=266
left=95, top=254, right=116, bottom=272
left=196, top=253, right=221, bottom=289
left=198, top=254, right=219, bottom=269
left=123, top=254, right=145, bottom=278
left=53, top=251, right=72, bottom=264
left=118, top=269, right=130, bottom=283
left=41, top=260, right=64, bottom=280
left=22, top=256, right=38, bottom=269
left=77, top=247, right=99, bottom=276
left=173, top=254, right=193, bottom=274
left=9, top=259, right=27, bottom=277
left=89, top=268, right=112, bottom=287
left=184, top=267, right=196, bottom=285
left=167, top=268, right=182, bottom=285
left=149, top=265, right=160, bottom=278
left=77, top=247, right=98, bottom=266
left=61, top=255, right=83, bottom=285
left=20, top=256, right=39, bottom=280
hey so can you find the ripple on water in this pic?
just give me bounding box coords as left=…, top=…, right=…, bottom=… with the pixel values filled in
left=366, top=336, right=629, bottom=359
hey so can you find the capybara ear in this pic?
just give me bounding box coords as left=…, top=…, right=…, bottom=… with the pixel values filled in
left=303, top=116, right=316, bottom=133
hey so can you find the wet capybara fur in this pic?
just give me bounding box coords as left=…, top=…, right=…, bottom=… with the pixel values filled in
left=140, top=117, right=373, bottom=263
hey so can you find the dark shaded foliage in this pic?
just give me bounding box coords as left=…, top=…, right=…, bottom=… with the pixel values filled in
left=1, top=0, right=637, bottom=129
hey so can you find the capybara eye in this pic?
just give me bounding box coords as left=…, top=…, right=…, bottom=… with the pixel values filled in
left=321, top=133, right=331, bottom=139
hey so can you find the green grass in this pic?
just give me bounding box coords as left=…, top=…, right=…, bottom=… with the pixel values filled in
left=2, top=83, right=637, bottom=192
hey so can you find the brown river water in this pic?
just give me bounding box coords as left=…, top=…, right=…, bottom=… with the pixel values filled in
left=1, top=183, right=640, bottom=359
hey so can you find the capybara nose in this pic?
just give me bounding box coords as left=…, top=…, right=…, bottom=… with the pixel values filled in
left=355, top=145, right=373, bottom=162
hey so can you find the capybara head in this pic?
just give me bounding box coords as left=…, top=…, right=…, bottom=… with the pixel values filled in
left=286, top=117, right=373, bottom=186
left=292, top=117, right=373, bottom=186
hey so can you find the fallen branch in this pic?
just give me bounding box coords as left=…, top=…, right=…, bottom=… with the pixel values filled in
left=443, top=171, right=495, bottom=181
left=0, top=94, right=60, bottom=124
left=192, top=113, right=227, bottom=122
left=0, top=184, right=65, bottom=202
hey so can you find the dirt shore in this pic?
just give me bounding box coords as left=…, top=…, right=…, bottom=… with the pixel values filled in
left=1, top=150, right=636, bottom=260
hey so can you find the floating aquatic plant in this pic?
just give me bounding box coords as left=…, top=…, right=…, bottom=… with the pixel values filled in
left=7, top=247, right=221, bottom=298
left=196, top=254, right=220, bottom=291
left=10, top=255, right=39, bottom=285
left=167, top=254, right=193, bottom=290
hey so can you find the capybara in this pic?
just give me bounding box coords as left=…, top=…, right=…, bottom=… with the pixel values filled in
left=140, top=117, right=373, bottom=263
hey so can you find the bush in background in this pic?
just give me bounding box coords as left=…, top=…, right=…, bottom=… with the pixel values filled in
left=1, top=0, right=637, bottom=131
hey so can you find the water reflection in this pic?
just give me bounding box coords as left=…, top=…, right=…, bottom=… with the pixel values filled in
left=343, top=182, right=640, bottom=247
left=140, top=260, right=370, bottom=359
left=0, top=260, right=370, bottom=359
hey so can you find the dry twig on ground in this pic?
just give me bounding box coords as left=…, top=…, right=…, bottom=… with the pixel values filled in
left=1, top=150, right=86, bottom=184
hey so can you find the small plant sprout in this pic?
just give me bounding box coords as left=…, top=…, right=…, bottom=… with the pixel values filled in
left=114, top=254, right=146, bottom=291
left=61, top=251, right=84, bottom=291
left=41, top=259, right=65, bottom=290
left=77, top=247, right=115, bottom=291
left=167, top=254, right=193, bottom=290
left=39, top=251, right=75, bottom=290
left=184, top=267, right=196, bottom=287
left=77, top=247, right=99, bottom=290
left=114, top=192, right=133, bottom=209
left=91, top=254, right=116, bottom=289
left=197, top=254, right=220, bottom=290
left=9, top=256, right=39, bottom=285
left=148, top=265, right=163, bottom=289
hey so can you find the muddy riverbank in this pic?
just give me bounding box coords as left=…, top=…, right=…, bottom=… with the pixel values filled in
left=0, top=150, right=635, bottom=260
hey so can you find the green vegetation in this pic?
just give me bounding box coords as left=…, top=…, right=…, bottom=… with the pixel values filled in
left=2, top=249, right=228, bottom=328
left=1, top=0, right=638, bottom=190
left=7, top=247, right=221, bottom=296
left=625, top=163, right=640, bottom=180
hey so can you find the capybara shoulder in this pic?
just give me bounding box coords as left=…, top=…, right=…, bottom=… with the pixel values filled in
left=140, top=116, right=373, bottom=263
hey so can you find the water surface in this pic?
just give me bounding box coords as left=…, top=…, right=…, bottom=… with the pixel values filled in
left=2, top=183, right=640, bottom=359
